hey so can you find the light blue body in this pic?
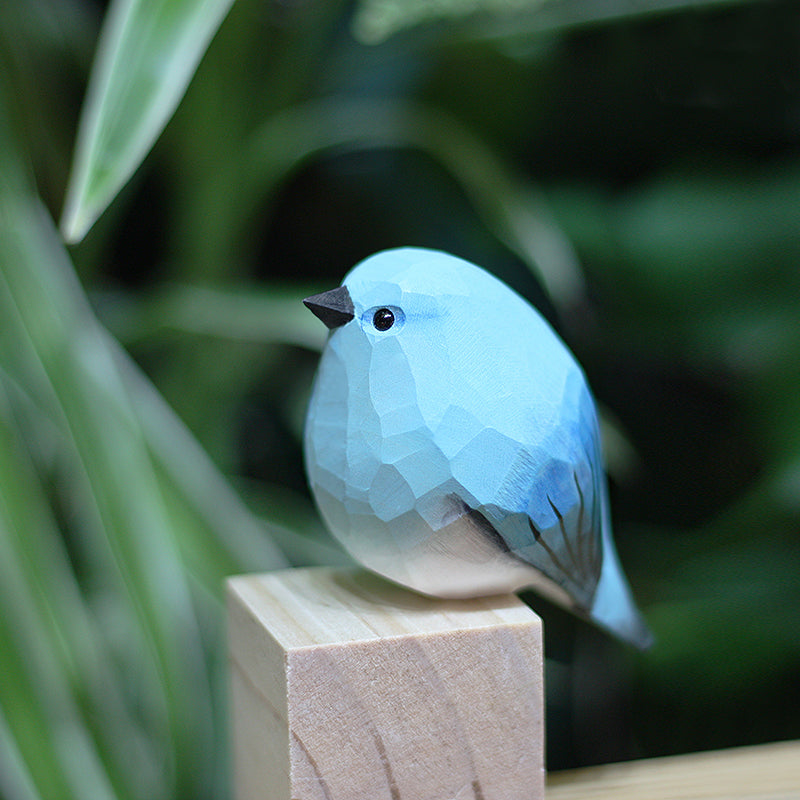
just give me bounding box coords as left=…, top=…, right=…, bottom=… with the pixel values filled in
left=304, top=248, right=652, bottom=648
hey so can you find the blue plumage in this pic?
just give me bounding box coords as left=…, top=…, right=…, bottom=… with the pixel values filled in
left=304, top=248, right=652, bottom=649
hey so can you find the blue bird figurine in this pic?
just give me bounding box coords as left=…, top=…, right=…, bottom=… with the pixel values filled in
left=303, top=248, right=652, bottom=649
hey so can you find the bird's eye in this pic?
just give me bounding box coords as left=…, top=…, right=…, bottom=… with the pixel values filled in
left=361, top=305, right=405, bottom=334
left=373, top=308, right=395, bottom=331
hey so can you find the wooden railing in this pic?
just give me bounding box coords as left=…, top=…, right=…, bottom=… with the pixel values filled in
left=548, top=739, right=800, bottom=800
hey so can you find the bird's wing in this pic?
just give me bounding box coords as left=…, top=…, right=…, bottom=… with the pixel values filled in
left=517, top=460, right=602, bottom=612
left=475, top=394, right=607, bottom=613
left=470, top=463, right=602, bottom=612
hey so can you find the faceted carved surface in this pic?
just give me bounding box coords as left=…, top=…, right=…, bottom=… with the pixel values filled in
left=304, top=248, right=652, bottom=648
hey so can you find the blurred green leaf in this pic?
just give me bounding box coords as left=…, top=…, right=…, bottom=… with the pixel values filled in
left=0, top=383, right=167, bottom=800
left=438, top=0, right=759, bottom=46
left=111, top=283, right=328, bottom=351
left=546, top=163, right=800, bottom=320
left=2, top=123, right=210, bottom=797
left=60, top=0, right=236, bottom=242
left=180, top=98, right=588, bottom=311
left=119, top=352, right=290, bottom=573
left=0, top=402, right=122, bottom=800
left=0, top=702, right=40, bottom=800
left=1, top=74, right=287, bottom=798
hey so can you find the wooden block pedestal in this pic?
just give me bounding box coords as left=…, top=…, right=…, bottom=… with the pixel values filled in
left=227, top=567, right=544, bottom=800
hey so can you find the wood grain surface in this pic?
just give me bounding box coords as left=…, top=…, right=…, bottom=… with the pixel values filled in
left=227, top=567, right=544, bottom=800
left=548, top=739, right=800, bottom=800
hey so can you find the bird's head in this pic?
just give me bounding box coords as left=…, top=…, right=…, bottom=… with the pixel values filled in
left=303, top=247, right=518, bottom=342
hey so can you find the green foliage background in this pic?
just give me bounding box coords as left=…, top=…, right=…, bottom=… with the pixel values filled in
left=2, top=0, right=800, bottom=797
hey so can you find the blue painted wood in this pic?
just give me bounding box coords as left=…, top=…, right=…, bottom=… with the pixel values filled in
left=304, top=248, right=651, bottom=649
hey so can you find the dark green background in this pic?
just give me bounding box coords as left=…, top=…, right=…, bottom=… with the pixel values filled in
left=2, top=0, right=799, bottom=796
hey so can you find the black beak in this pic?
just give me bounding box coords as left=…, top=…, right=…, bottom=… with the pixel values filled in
left=303, top=286, right=354, bottom=330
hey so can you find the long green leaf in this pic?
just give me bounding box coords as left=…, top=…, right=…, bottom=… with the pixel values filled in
left=0, top=703, right=41, bottom=800
left=2, top=82, right=249, bottom=797
left=118, top=345, right=290, bottom=574
left=108, top=283, right=328, bottom=351
left=353, top=0, right=759, bottom=45
left=60, top=0, right=235, bottom=242
left=1, top=177, right=210, bottom=797
left=0, top=380, right=166, bottom=800
left=0, top=432, right=122, bottom=800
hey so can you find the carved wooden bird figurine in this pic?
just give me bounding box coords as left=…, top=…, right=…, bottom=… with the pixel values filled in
left=304, top=248, right=652, bottom=648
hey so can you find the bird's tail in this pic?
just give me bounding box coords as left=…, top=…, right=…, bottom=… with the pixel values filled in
left=589, top=511, right=654, bottom=650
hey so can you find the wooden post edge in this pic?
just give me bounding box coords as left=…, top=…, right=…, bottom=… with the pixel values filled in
left=227, top=566, right=545, bottom=800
